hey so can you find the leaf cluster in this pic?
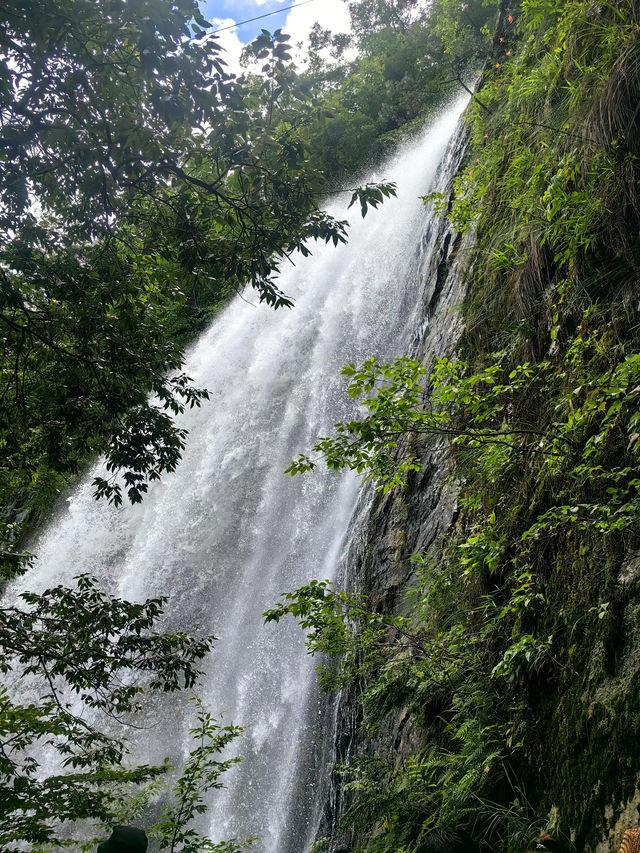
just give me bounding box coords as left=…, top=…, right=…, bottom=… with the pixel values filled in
left=0, top=2, right=365, bottom=571
left=0, top=575, right=215, bottom=848
left=152, top=699, right=248, bottom=853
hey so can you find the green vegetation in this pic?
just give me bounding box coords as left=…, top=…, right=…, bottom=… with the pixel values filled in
left=298, top=0, right=498, bottom=182
left=0, top=577, right=220, bottom=850
left=0, top=2, right=358, bottom=564
left=275, top=0, right=640, bottom=850
left=151, top=699, right=247, bottom=853
left=4, top=0, right=638, bottom=847
left=1, top=0, right=491, bottom=847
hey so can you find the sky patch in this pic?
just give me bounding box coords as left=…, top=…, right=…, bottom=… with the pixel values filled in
left=199, top=0, right=351, bottom=71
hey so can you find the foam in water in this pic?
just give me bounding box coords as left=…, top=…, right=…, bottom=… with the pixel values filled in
left=9, top=97, right=468, bottom=852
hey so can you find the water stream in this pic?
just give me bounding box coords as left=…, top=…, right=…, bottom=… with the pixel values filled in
left=11, top=97, right=468, bottom=852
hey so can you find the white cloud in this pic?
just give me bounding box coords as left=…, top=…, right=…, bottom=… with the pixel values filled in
left=283, top=0, right=351, bottom=62
left=208, top=1, right=353, bottom=74
left=210, top=18, right=245, bottom=75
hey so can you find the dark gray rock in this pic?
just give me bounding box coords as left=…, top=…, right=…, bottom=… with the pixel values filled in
left=315, top=117, right=474, bottom=852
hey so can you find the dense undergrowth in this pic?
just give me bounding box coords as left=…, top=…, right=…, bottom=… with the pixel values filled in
left=274, top=0, right=640, bottom=849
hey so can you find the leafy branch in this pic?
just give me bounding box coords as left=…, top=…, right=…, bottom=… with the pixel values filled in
left=152, top=699, right=249, bottom=853
left=0, top=575, right=215, bottom=848
left=286, top=356, right=576, bottom=493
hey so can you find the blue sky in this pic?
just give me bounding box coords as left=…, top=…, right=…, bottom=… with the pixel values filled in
left=200, top=0, right=305, bottom=43
left=197, top=0, right=351, bottom=69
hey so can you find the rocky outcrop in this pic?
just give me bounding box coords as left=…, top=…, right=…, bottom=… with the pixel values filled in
left=316, top=118, right=475, bottom=851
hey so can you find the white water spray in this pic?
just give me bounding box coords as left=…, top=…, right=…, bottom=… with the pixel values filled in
left=12, top=97, right=467, bottom=852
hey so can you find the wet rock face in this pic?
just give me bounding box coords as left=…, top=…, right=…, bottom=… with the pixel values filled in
left=316, top=121, right=473, bottom=851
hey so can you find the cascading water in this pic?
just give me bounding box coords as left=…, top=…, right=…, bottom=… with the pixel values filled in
left=10, top=96, right=468, bottom=852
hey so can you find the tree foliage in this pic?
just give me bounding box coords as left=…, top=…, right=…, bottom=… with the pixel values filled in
left=0, top=576, right=214, bottom=849
left=345, top=0, right=425, bottom=43
left=286, top=355, right=566, bottom=490
left=0, top=3, right=392, bottom=569
left=273, top=0, right=499, bottom=183
left=152, top=699, right=247, bottom=853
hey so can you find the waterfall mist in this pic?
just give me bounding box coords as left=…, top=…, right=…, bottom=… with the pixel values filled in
left=10, top=97, right=468, bottom=852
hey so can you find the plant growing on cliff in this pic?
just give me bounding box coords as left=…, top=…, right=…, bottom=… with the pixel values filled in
left=264, top=559, right=540, bottom=849
left=264, top=577, right=461, bottom=695
left=286, top=355, right=570, bottom=490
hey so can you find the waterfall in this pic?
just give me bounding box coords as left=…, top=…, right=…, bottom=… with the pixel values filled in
left=10, top=96, right=468, bottom=853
